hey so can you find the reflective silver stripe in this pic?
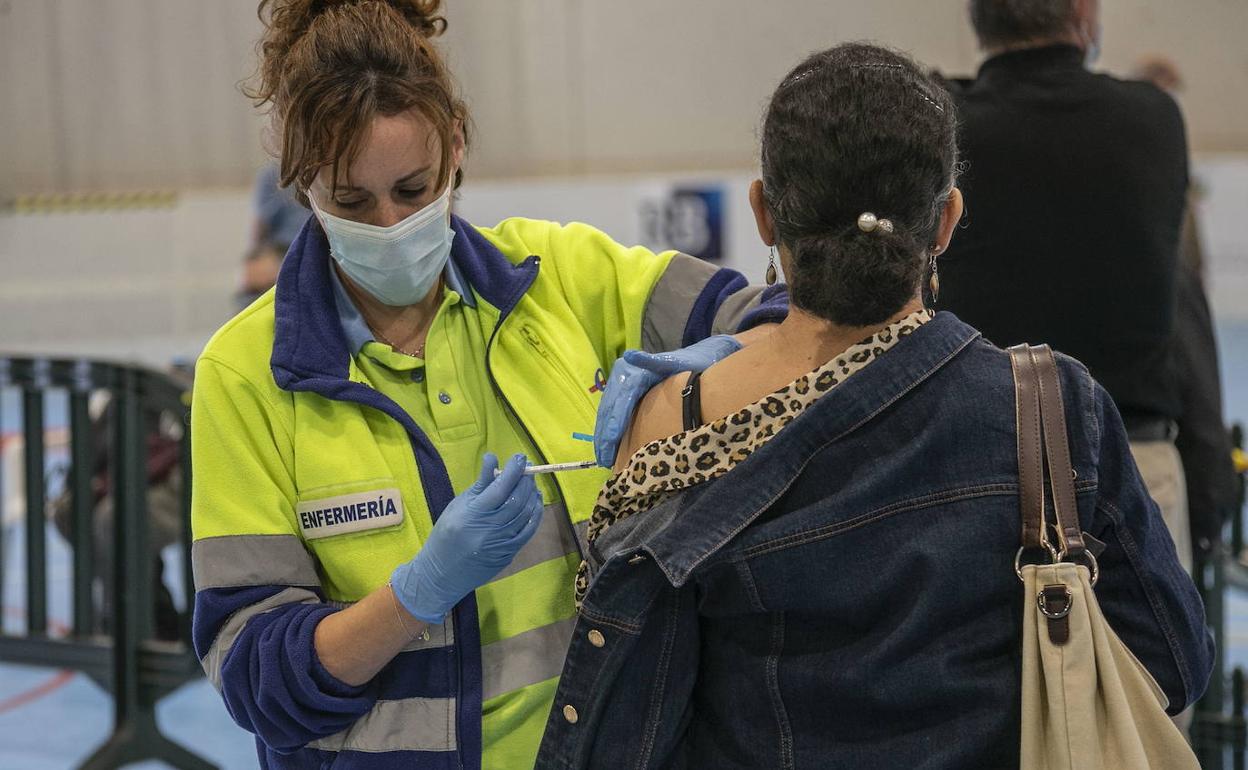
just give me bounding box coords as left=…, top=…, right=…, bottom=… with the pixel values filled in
left=642, top=253, right=773, bottom=353
left=494, top=502, right=579, bottom=582
left=642, top=253, right=718, bottom=352
left=481, top=616, right=578, bottom=701
left=401, top=615, right=454, bottom=652
left=192, top=534, right=319, bottom=590
left=572, top=519, right=590, bottom=561
left=307, top=697, right=457, bottom=753
left=203, top=586, right=321, bottom=689
left=710, top=284, right=770, bottom=334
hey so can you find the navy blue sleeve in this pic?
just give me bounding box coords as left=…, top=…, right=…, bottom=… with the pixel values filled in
left=681, top=269, right=789, bottom=347
left=194, top=586, right=378, bottom=752
left=736, top=283, right=790, bottom=333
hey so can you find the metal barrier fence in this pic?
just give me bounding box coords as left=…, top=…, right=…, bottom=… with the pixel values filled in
left=0, top=357, right=213, bottom=770
left=1193, top=423, right=1248, bottom=769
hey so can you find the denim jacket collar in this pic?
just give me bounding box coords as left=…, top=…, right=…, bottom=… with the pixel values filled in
left=638, top=311, right=982, bottom=587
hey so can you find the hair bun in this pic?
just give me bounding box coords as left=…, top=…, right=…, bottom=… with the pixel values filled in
left=250, top=0, right=448, bottom=108
left=388, top=0, right=447, bottom=38
left=260, top=1, right=446, bottom=43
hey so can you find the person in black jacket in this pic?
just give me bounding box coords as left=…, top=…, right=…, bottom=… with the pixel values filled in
left=1130, top=55, right=1239, bottom=562
left=938, top=0, right=1195, bottom=569
left=1170, top=260, right=1237, bottom=557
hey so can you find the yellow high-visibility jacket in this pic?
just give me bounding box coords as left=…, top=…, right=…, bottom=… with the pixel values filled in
left=190, top=215, right=786, bottom=770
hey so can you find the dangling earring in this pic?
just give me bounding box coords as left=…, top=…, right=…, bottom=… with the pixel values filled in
left=927, top=246, right=942, bottom=305
left=765, top=246, right=778, bottom=286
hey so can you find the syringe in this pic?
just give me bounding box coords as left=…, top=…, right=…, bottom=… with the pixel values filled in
left=495, top=459, right=599, bottom=476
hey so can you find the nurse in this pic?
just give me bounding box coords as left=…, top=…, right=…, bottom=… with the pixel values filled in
left=189, top=1, right=786, bottom=769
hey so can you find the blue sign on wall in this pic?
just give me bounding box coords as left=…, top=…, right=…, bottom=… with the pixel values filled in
left=639, top=186, right=725, bottom=261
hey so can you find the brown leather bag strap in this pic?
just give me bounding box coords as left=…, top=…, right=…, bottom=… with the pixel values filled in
left=1008, top=345, right=1045, bottom=552
left=1031, top=346, right=1087, bottom=561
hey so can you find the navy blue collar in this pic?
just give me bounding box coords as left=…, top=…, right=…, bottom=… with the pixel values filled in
left=271, top=214, right=537, bottom=389
left=642, top=311, right=982, bottom=586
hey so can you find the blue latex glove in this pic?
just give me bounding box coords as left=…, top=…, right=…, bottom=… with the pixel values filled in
left=391, top=453, right=544, bottom=623
left=593, top=334, right=743, bottom=467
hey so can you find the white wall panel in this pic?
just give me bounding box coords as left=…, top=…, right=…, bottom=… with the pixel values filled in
left=2, top=0, right=1246, bottom=197
left=0, top=192, right=250, bottom=363
left=574, top=0, right=977, bottom=171
left=1097, top=0, right=1248, bottom=152
left=1196, top=157, right=1248, bottom=320
left=1, top=1, right=62, bottom=192
left=445, top=0, right=586, bottom=178
left=1, top=0, right=266, bottom=197
left=0, top=155, right=1244, bottom=370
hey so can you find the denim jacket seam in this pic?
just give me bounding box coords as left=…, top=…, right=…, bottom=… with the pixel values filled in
left=733, top=479, right=1098, bottom=561
left=553, top=614, right=644, bottom=765
left=735, top=559, right=768, bottom=613
left=740, top=483, right=1015, bottom=559
left=730, top=562, right=794, bottom=768
left=768, top=612, right=795, bottom=769
left=566, top=648, right=616, bottom=764
left=578, top=607, right=646, bottom=635
left=1098, top=497, right=1193, bottom=703
left=634, top=589, right=682, bottom=769
left=664, top=331, right=982, bottom=586
left=1082, top=365, right=1101, bottom=450
left=581, top=558, right=670, bottom=631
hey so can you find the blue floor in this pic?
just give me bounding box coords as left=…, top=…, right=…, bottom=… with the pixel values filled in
left=2, top=321, right=1247, bottom=769
left=0, top=540, right=258, bottom=768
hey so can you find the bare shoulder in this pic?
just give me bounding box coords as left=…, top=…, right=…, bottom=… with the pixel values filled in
left=612, top=373, right=691, bottom=473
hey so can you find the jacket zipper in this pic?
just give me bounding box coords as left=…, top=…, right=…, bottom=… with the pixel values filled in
left=483, top=257, right=588, bottom=563
left=518, top=324, right=599, bottom=415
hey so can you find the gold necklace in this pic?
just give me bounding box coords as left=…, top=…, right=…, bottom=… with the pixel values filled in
left=358, top=279, right=442, bottom=359
left=370, top=324, right=426, bottom=358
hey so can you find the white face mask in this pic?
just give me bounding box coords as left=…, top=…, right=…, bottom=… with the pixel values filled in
left=309, top=185, right=455, bottom=307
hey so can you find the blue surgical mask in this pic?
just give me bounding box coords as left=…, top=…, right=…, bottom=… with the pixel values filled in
left=1081, top=23, right=1102, bottom=66
left=309, top=186, right=455, bottom=307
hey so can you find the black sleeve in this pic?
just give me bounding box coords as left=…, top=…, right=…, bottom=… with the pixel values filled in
left=1171, top=264, right=1237, bottom=555
left=1088, top=377, right=1215, bottom=711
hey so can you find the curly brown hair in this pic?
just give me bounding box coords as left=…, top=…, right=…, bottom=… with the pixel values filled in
left=246, top=0, right=469, bottom=204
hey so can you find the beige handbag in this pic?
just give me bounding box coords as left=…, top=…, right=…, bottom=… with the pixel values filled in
left=1009, top=344, right=1199, bottom=770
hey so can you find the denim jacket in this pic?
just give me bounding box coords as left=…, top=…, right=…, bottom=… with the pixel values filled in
left=535, top=313, right=1213, bottom=770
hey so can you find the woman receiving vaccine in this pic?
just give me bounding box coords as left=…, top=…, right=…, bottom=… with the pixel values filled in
left=189, top=1, right=784, bottom=769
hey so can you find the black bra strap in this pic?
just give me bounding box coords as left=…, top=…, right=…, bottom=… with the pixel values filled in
left=682, top=371, right=705, bottom=431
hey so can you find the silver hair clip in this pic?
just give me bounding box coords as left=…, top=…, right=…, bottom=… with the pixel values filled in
left=783, top=67, right=820, bottom=88
left=852, top=63, right=906, bottom=71
left=857, top=212, right=894, bottom=234
left=914, top=90, right=945, bottom=113
left=849, top=62, right=945, bottom=113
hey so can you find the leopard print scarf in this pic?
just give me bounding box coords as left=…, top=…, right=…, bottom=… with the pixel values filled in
left=574, top=309, right=933, bottom=605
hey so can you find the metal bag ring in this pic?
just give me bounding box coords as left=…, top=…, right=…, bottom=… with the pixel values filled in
left=1068, top=549, right=1098, bottom=586
left=1015, top=542, right=1059, bottom=582
left=1057, top=549, right=1100, bottom=587
left=1038, top=586, right=1073, bottom=619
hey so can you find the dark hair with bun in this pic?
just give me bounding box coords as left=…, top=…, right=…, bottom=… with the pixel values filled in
left=761, top=42, right=958, bottom=327
left=246, top=0, right=468, bottom=203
